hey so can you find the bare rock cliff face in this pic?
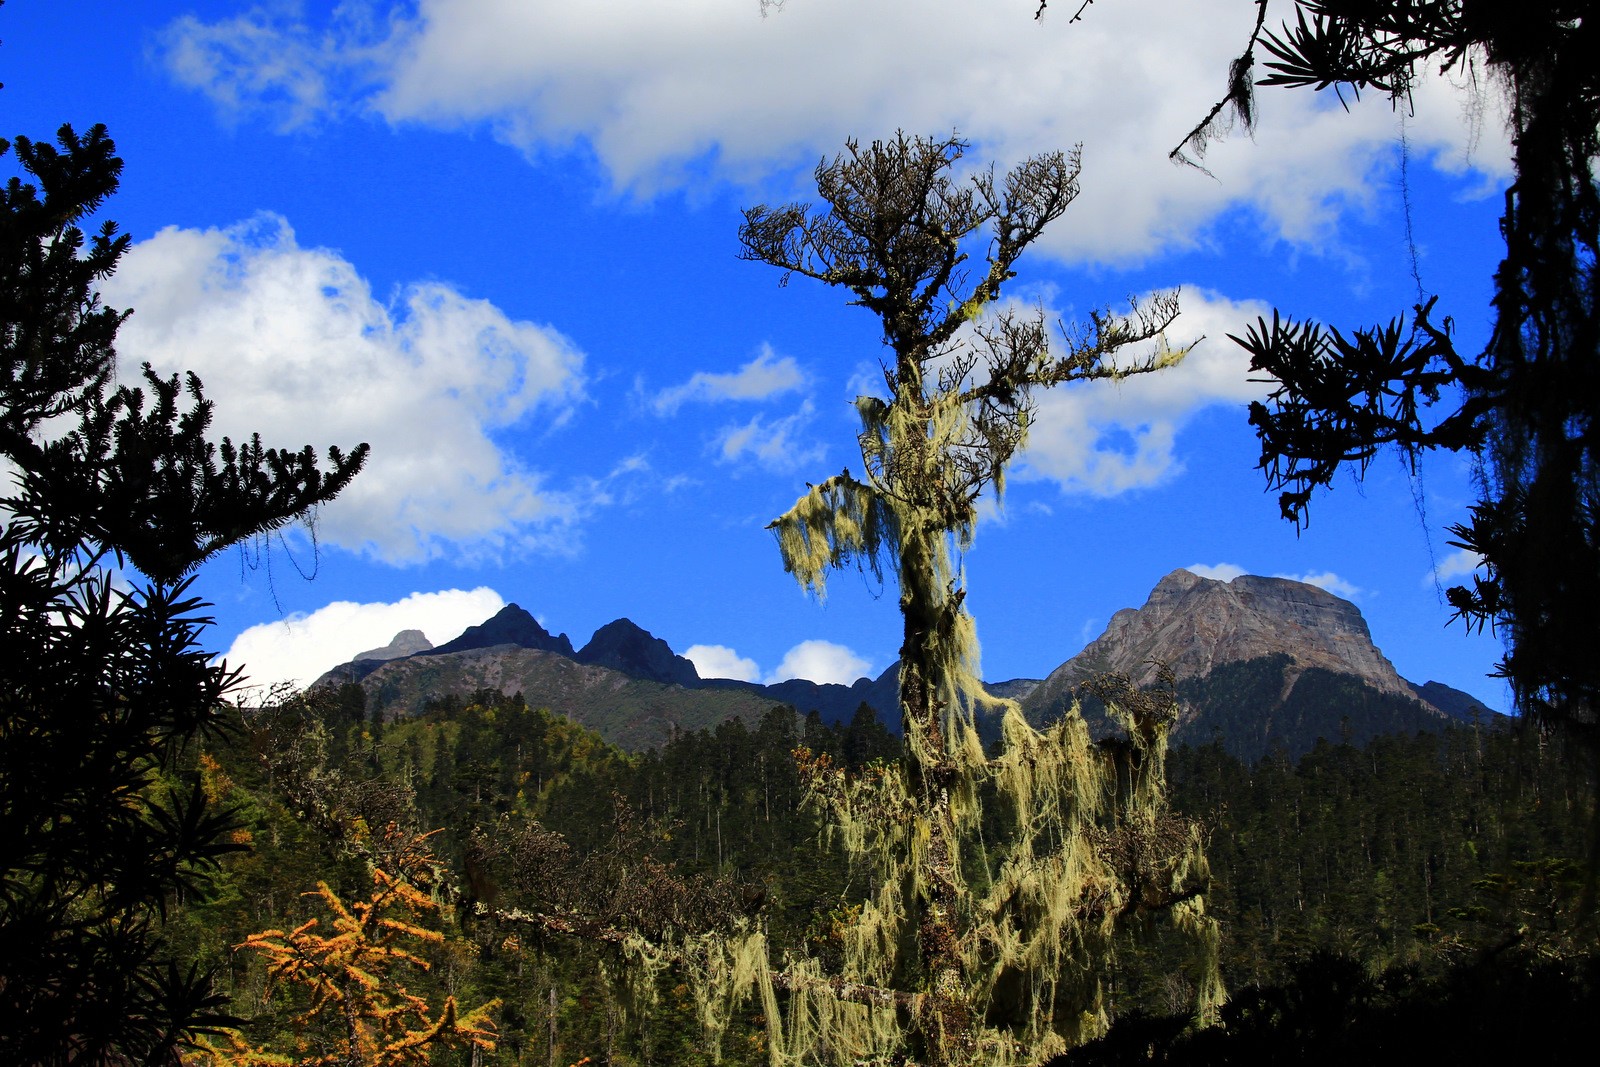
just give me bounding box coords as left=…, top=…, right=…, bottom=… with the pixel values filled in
left=1029, top=568, right=1414, bottom=712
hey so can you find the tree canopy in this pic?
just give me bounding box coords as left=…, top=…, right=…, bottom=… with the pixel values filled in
left=1126, top=0, right=1600, bottom=731
left=0, top=120, right=368, bottom=1063
left=729, top=133, right=1217, bottom=1065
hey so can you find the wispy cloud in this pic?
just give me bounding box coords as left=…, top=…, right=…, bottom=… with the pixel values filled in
left=653, top=344, right=806, bottom=415
left=684, top=643, right=760, bottom=682
left=1426, top=546, right=1484, bottom=586
left=683, top=638, right=874, bottom=685
left=1186, top=562, right=1246, bottom=582
left=715, top=400, right=825, bottom=472
left=1277, top=570, right=1364, bottom=600
left=1020, top=289, right=1273, bottom=495
left=1186, top=562, right=1362, bottom=600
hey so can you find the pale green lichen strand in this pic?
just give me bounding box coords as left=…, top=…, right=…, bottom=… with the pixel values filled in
left=730, top=138, right=1216, bottom=1062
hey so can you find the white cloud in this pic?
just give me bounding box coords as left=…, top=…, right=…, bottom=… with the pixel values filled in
left=161, top=12, right=333, bottom=133
left=654, top=344, right=806, bottom=414
left=684, top=643, right=761, bottom=682
left=1020, top=289, right=1274, bottom=494
left=1186, top=562, right=1246, bottom=582
left=1183, top=562, right=1361, bottom=599
left=101, top=214, right=587, bottom=563
left=1427, top=546, right=1484, bottom=586
left=222, top=586, right=506, bottom=692
left=1177, top=559, right=1363, bottom=601
left=1276, top=570, right=1363, bottom=600
left=766, top=639, right=871, bottom=685
left=715, top=400, right=825, bottom=471
left=159, top=1, right=1509, bottom=264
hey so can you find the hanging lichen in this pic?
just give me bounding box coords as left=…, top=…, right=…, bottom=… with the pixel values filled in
left=649, top=133, right=1224, bottom=1066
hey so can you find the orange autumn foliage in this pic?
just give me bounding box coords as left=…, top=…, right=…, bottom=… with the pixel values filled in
left=189, top=832, right=497, bottom=1067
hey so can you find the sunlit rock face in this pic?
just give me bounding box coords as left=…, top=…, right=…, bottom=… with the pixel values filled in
left=1019, top=569, right=1478, bottom=762
left=1058, top=568, right=1412, bottom=698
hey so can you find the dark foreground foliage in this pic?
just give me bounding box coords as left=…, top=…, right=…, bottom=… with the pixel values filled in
left=1055, top=949, right=1600, bottom=1067
left=1, top=107, right=366, bottom=1062
left=1158, top=0, right=1600, bottom=732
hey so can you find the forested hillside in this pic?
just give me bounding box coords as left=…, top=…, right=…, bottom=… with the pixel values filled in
left=171, top=687, right=1595, bottom=1065
left=11, top=0, right=1600, bottom=1062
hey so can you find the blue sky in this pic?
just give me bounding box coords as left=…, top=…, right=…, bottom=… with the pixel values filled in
left=5, top=1, right=1514, bottom=706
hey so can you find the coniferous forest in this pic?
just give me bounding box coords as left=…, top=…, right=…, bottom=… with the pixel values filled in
left=153, top=686, right=1596, bottom=1066
left=8, top=1, right=1600, bottom=1063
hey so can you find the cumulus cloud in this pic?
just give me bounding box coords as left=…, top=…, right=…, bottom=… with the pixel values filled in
left=684, top=643, right=761, bottom=682
left=1020, top=289, right=1274, bottom=494
left=1427, top=546, right=1484, bottom=586
left=767, top=639, right=872, bottom=686
left=1186, top=562, right=1246, bottom=582
left=158, top=1, right=1508, bottom=264
left=715, top=400, right=825, bottom=471
left=653, top=344, right=806, bottom=414
left=222, top=587, right=506, bottom=692
left=101, top=215, right=587, bottom=562
left=1276, top=570, right=1363, bottom=600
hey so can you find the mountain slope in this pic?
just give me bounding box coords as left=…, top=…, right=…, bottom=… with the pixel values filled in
left=315, top=615, right=897, bottom=749
left=423, top=604, right=575, bottom=658
left=1020, top=569, right=1476, bottom=761
left=350, top=645, right=781, bottom=750
left=315, top=568, right=1494, bottom=757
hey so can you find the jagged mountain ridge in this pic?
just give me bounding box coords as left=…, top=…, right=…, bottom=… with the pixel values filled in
left=423, top=605, right=575, bottom=659
left=315, top=573, right=1495, bottom=756
left=315, top=607, right=902, bottom=748
left=576, top=618, right=699, bottom=686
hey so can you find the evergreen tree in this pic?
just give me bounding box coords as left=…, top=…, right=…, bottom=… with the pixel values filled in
left=0, top=117, right=367, bottom=1062
left=1132, top=0, right=1600, bottom=730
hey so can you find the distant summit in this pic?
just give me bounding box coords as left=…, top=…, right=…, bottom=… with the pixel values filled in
left=1037, top=568, right=1414, bottom=698
left=575, top=619, right=699, bottom=686
left=422, top=604, right=575, bottom=658
left=1021, top=568, right=1495, bottom=761
left=1407, top=680, right=1497, bottom=724
left=353, top=629, right=433, bottom=663
left=312, top=569, right=1495, bottom=756
left=311, top=610, right=896, bottom=748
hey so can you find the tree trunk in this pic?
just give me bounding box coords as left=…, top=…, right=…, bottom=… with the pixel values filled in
left=898, top=520, right=973, bottom=1065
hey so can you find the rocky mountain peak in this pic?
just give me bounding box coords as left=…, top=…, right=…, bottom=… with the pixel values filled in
left=575, top=618, right=700, bottom=687
left=1014, top=569, right=1480, bottom=761
left=423, top=603, right=575, bottom=658
left=1039, top=568, right=1413, bottom=704
left=353, top=629, right=433, bottom=663
left=313, top=571, right=1492, bottom=756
